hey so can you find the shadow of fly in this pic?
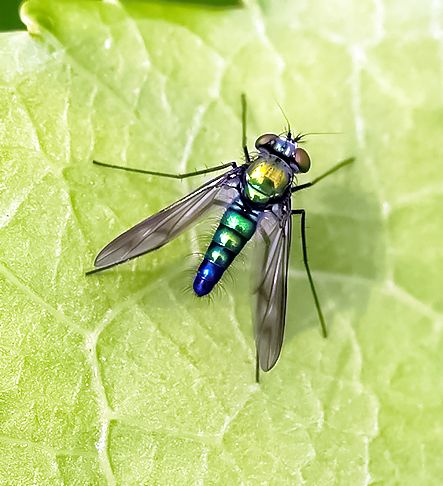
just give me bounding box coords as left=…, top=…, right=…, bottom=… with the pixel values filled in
left=87, top=94, right=354, bottom=382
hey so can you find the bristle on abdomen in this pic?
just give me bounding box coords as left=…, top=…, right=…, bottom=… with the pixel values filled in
left=193, top=201, right=259, bottom=296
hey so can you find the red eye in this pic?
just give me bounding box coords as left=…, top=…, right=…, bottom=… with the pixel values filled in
left=294, top=148, right=311, bottom=173
left=255, top=133, right=278, bottom=150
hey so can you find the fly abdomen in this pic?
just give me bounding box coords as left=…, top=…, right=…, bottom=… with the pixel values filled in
left=193, top=204, right=258, bottom=296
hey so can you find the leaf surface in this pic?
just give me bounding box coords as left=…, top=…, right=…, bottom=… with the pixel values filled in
left=0, top=0, right=442, bottom=483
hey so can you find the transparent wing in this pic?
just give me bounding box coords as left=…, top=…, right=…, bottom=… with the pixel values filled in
left=93, top=166, right=242, bottom=270
left=253, top=198, right=292, bottom=371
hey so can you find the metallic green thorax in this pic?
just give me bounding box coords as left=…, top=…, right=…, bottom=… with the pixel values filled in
left=244, top=156, right=292, bottom=203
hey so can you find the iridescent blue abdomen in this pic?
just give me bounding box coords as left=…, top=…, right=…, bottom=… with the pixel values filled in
left=193, top=200, right=259, bottom=296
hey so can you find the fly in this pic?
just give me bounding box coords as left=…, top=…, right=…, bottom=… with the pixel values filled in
left=87, top=94, right=354, bottom=382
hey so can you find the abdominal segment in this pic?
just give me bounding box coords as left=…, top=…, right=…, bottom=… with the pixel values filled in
left=193, top=203, right=258, bottom=296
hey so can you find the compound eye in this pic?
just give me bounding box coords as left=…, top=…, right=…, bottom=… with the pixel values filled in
left=294, top=147, right=311, bottom=173
left=255, top=133, right=278, bottom=150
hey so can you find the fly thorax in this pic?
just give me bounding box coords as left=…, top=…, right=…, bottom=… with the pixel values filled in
left=244, top=156, right=292, bottom=203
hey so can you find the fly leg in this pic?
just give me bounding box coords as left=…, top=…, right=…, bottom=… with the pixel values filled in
left=291, top=209, right=327, bottom=338
left=292, top=157, right=354, bottom=193
left=92, top=160, right=237, bottom=179
left=255, top=349, right=260, bottom=383
left=241, top=93, right=252, bottom=164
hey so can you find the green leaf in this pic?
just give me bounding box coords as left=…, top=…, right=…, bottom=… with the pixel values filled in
left=0, top=0, right=442, bottom=483
left=0, top=0, right=23, bottom=31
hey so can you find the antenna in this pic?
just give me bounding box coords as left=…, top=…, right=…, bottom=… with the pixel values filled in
left=295, top=131, right=343, bottom=142
left=275, top=100, right=292, bottom=139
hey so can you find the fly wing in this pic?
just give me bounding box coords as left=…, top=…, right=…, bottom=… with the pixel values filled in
left=253, top=198, right=292, bottom=371
left=93, top=166, right=242, bottom=270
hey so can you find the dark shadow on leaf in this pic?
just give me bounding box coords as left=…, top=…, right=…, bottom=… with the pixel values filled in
left=0, top=0, right=24, bottom=32
left=124, top=0, right=242, bottom=8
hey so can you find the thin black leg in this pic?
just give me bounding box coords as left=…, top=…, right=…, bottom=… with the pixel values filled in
left=255, top=349, right=260, bottom=383
left=241, top=93, right=251, bottom=164
left=244, top=146, right=252, bottom=165
left=292, top=157, right=355, bottom=193
left=243, top=147, right=252, bottom=165
left=291, top=209, right=327, bottom=338
left=93, top=160, right=237, bottom=179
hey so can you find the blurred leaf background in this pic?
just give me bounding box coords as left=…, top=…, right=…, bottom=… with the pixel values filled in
left=0, top=0, right=442, bottom=484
